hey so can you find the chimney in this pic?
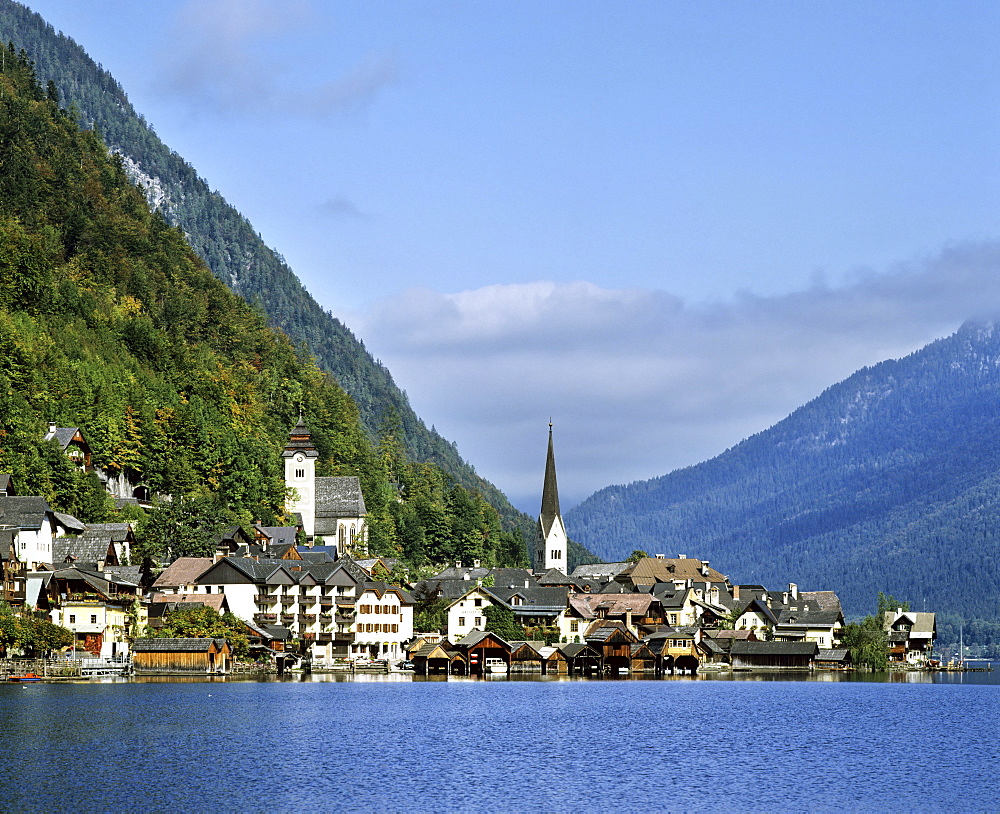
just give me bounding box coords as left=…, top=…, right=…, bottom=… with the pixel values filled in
left=455, top=560, right=462, bottom=569
left=524, top=579, right=530, bottom=588
left=700, top=560, right=710, bottom=576
left=473, top=559, right=481, bottom=569
left=678, top=554, right=687, bottom=559
left=788, top=583, right=798, bottom=600
left=48, top=422, right=56, bottom=434
left=655, top=554, right=665, bottom=559
left=733, top=586, right=740, bottom=600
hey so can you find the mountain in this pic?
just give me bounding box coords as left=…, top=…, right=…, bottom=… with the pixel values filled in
left=0, top=39, right=534, bottom=570
left=566, top=322, right=1000, bottom=622
left=0, top=0, right=528, bottom=532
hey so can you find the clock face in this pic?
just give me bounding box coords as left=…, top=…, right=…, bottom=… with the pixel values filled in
left=295, top=453, right=304, bottom=463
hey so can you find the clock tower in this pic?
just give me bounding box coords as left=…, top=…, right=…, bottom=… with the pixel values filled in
left=283, top=416, right=319, bottom=537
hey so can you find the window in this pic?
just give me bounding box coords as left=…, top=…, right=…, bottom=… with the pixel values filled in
left=391, top=624, right=398, bottom=634
left=474, top=598, right=482, bottom=607
left=474, top=617, right=482, bottom=627
left=295, top=468, right=304, bottom=479
left=458, top=617, right=466, bottom=627
left=69, top=614, right=75, bottom=624
left=90, top=615, right=97, bottom=624
left=669, top=614, right=677, bottom=625
left=570, top=621, right=579, bottom=632
left=550, top=549, right=562, bottom=560
left=205, top=586, right=212, bottom=594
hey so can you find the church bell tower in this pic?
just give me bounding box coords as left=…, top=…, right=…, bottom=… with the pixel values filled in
left=535, top=421, right=568, bottom=573
left=283, top=416, right=318, bottom=537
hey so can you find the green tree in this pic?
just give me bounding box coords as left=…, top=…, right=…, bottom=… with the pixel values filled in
left=626, top=549, right=648, bottom=564
left=841, top=616, right=888, bottom=671
left=483, top=603, right=524, bottom=642
left=150, top=604, right=249, bottom=659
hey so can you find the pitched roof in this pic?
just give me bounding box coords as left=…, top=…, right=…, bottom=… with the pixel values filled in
left=731, top=640, right=818, bottom=656
left=0, top=496, right=52, bottom=530
left=132, top=637, right=227, bottom=653
left=618, top=557, right=728, bottom=586
left=570, top=562, right=629, bottom=580
left=153, top=557, right=215, bottom=588
left=44, top=426, right=88, bottom=451
left=314, top=477, right=367, bottom=524
left=53, top=532, right=118, bottom=566
left=569, top=592, right=653, bottom=619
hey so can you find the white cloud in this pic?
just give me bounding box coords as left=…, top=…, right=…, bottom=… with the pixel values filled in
left=352, top=241, right=1000, bottom=513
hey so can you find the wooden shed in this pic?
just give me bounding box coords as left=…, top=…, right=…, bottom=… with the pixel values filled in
left=132, top=637, right=232, bottom=675
left=730, top=640, right=817, bottom=670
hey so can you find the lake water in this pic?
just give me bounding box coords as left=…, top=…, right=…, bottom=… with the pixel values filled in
left=2, top=671, right=998, bottom=813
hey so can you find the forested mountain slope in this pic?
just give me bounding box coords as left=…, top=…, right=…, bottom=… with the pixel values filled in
left=0, top=0, right=528, bottom=531
left=567, top=322, right=1000, bottom=621
left=0, top=45, right=529, bottom=570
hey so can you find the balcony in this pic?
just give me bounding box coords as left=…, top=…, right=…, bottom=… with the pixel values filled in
left=280, top=614, right=295, bottom=624
left=319, top=613, right=333, bottom=622
left=298, top=614, right=317, bottom=624
left=319, top=598, right=334, bottom=609
left=280, top=596, right=294, bottom=607
left=254, top=613, right=277, bottom=623
left=255, top=594, right=274, bottom=604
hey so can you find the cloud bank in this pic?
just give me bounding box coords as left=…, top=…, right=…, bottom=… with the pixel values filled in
left=351, top=241, right=1000, bottom=513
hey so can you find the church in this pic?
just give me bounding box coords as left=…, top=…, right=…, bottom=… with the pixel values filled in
left=282, top=418, right=368, bottom=554
left=534, top=422, right=568, bottom=573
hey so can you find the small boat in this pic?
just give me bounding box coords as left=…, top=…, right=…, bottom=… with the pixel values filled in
left=483, top=658, right=507, bottom=674
left=8, top=672, right=42, bottom=682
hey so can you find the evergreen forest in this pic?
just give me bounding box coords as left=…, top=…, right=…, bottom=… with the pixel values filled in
left=0, top=45, right=533, bottom=572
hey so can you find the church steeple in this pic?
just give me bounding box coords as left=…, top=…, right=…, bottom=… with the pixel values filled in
left=535, top=421, right=567, bottom=573
left=541, top=420, right=560, bottom=522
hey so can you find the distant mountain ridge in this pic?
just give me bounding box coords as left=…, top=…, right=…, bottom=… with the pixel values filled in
left=0, top=0, right=527, bottom=530
left=566, top=321, right=1000, bottom=621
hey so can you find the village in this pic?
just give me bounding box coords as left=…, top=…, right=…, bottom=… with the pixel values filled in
left=0, top=420, right=937, bottom=680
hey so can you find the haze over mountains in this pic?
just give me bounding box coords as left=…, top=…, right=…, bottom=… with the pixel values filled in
left=567, top=321, right=1000, bottom=621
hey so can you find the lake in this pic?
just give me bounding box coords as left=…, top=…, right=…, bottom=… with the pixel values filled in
left=2, top=671, right=997, bottom=813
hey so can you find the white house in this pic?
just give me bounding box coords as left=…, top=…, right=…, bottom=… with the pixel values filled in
left=352, top=583, right=413, bottom=661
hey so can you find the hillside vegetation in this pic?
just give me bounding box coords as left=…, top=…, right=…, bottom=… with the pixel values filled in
left=0, top=45, right=528, bottom=569
left=0, top=0, right=530, bottom=532
left=567, top=323, right=1000, bottom=624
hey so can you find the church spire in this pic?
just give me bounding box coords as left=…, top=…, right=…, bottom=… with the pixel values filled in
left=540, top=420, right=561, bottom=521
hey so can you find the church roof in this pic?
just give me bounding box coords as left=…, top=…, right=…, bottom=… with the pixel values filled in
left=314, top=477, right=367, bottom=534
left=282, top=417, right=319, bottom=458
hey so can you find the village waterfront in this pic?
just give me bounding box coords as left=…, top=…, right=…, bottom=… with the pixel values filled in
left=2, top=671, right=998, bottom=813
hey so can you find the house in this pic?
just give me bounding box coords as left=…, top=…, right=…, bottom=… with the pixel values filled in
left=446, top=585, right=494, bottom=641
left=616, top=555, right=729, bottom=590
left=152, top=557, right=215, bottom=596
left=771, top=585, right=844, bottom=649
left=0, top=526, right=26, bottom=607
left=882, top=609, right=936, bottom=664
left=43, top=424, right=92, bottom=471
left=76, top=523, right=136, bottom=566
left=352, top=582, right=414, bottom=662
left=147, top=593, right=230, bottom=631
left=50, top=565, right=145, bottom=657
left=508, top=640, right=545, bottom=673
left=194, top=557, right=362, bottom=662
left=131, top=637, right=231, bottom=674
left=282, top=418, right=367, bottom=552
left=0, top=495, right=82, bottom=569
left=53, top=532, right=120, bottom=570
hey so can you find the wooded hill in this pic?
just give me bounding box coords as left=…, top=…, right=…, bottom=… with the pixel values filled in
left=0, top=0, right=531, bottom=534
left=566, top=322, right=1000, bottom=624
left=0, top=45, right=529, bottom=570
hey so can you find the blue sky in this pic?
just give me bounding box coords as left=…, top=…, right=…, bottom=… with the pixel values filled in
left=21, top=1, right=1000, bottom=512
